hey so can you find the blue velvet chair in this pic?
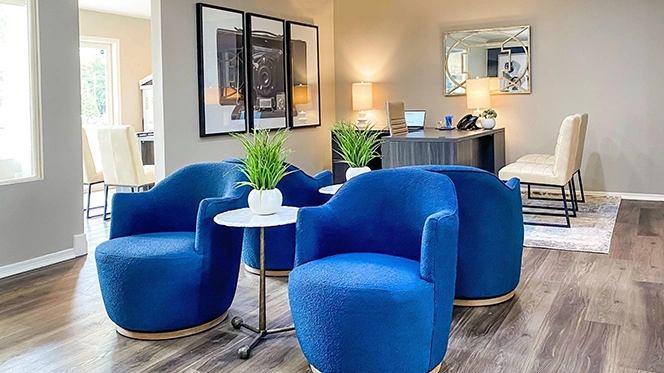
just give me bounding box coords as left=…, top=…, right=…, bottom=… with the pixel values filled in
left=288, top=168, right=459, bottom=373
left=415, top=165, right=524, bottom=306
left=95, top=162, right=250, bottom=340
left=223, top=159, right=333, bottom=276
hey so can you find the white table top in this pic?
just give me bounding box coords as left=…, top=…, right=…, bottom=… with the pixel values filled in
left=319, top=184, right=343, bottom=195
left=214, top=206, right=299, bottom=228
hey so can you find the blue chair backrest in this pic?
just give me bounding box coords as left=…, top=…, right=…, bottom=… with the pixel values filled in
left=325, top=168, right=458, bottom=262
left=148, top=162, right=250, bottom=232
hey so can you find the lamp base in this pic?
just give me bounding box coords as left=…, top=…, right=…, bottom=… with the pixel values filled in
left=357, top=111, right=369, bottom=126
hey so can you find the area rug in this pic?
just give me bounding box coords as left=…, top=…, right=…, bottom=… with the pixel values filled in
left=522, top=192, right=621, bottom=254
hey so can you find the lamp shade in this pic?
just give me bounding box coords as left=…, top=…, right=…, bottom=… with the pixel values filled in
left=466, top=78, right=491, bottom=109
left=293, top=84, right=310, bottom=105
left=352, top=82, right=373, bottom=111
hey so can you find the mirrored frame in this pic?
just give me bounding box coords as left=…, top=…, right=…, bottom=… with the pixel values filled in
left=444, top=25, right=531, bottom=96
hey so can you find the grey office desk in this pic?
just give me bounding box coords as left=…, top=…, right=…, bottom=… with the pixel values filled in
left=381, top=128, right=505, bottom=174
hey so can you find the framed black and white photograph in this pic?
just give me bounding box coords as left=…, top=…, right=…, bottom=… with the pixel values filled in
left=246, top=14, right=288, bottom=130
left=287, top=22, right=321, bottom=128
left=196, top=4, right=248, bottom=137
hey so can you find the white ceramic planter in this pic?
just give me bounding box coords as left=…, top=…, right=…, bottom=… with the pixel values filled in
left=248, top=188, right=283, bottom=215
left=481, top=118, right=496, bottom=130
left=346, top=166, right=371, bottom=181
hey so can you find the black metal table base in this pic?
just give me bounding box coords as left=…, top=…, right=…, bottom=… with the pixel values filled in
left=231, top=316, right=295, bottom=359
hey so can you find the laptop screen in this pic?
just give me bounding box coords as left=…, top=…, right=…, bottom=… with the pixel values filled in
left=405, top=110, right=426, bottom=128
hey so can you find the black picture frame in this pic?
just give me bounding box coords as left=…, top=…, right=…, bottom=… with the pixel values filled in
left=286, top=21, right=321, bottom=128
left=245, top=13, right=289, bottom=131
left=196, top=3, right=249, bottom=137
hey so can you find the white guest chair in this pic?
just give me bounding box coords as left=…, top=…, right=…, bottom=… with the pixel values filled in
left=499, top=114, right=582, bottom=228
left=516, top=113, right=589, bottom=202
left=386, top=101, right=408, bottom=136
left=96, top=125, right=155, bottom=220
left=82, top=126, right=106, bottom=219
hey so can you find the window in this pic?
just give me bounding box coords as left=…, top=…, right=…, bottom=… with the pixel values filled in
left=79, top=38, right=119, bottom=126
left=0, top=0, right=41, bottom=185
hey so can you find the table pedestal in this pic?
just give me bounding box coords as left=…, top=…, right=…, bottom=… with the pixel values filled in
left=231, top=227, right=295, bottom=359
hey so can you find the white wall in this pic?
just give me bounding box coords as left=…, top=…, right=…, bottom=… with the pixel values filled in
left=79, top=10, right=152, bottom=133
left=0, top=0, right=84, bottom=269
left=334, top=0, right=664, bottom=194
left=151, top=0, right=335, bottom=179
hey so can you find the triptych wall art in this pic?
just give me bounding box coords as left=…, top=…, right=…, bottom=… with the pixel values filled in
left=196, top=3, right=321, bottom=137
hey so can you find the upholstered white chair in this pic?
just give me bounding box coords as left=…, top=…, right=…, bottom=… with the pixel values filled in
left=386, top=101, right=408, bottom=136
left=82, top=126, right=106, bottom=219
left=96, top=125, right=155, bottom=219
left=499, top=114, right=582, bottom=227
left=515, top=113, right=589, bottom=202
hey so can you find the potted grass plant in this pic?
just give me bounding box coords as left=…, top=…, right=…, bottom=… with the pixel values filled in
left=331, top=120, right=382, bottom=181
left=480, top=108, right=498, bottom=130
left=232, top=129, right=293, bottom=215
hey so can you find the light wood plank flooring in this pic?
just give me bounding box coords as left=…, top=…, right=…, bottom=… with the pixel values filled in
left=0, top=199, right=662, bottom=373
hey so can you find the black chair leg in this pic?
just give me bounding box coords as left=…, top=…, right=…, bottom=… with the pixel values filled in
left=570, top=178, right=579, bottom=213
left=576, top=170, right=586, bottom=203
left=561, top=186, right=571, bottom=228
left=85, top=183, right=92, bottom=219
left=103, top=184, right=110, bottom=221
left=528, top=184, right=532, bottom=199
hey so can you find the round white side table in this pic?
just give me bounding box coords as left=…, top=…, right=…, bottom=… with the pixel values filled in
left=319, top=184, right=343, bottom=195
left=214, top=206, right=299, bottom=359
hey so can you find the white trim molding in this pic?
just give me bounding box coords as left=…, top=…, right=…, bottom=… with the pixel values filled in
left=586, top=191, right=664, bottom=202
left=0, top=249, right=75, bottom=280
left=73, top=233, right=88, bottom=257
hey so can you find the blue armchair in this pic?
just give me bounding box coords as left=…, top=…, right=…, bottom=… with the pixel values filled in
left=415, top=165, right=524, bottom=306
left=95, top=162, right=250, bottom=339
left=288, top=168, right=459, bottom=373
left=223, top=159, right=333, bottom=275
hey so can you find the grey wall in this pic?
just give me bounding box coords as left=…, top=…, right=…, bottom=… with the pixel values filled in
left=151, top=0, right=335, bottom=180
left=334, top=0, right=664, bottom=194
left=0, top=0, right=84, bottom=267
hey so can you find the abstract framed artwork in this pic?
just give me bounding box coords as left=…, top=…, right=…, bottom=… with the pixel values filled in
left=196, top=4, right=249, bottom=137
left=245, top=13, right=288, bottom=130
left=286, top=21, right=321, bottom=128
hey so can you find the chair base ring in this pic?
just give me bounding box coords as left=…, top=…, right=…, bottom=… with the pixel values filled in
left=310, top=362, right=442, bottom=373
left=454, top=290, right=516, bottom=307
left=114, top=311, right=228, bottom=340
left=243, top=263, right=291, bottom=277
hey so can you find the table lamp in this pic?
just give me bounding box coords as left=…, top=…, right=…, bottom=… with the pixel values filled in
left=466, top=77, right=491, bottom=116
left=352, top=82, right=373, bottom=125
left=293, top=84, right=309, bottom=122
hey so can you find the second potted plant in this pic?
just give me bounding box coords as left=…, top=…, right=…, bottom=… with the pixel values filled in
left=480, top=109, right=498, bottom=130
left=232, top=129, right=293, bottom=215
left=331, top=120, right=382, bottom=181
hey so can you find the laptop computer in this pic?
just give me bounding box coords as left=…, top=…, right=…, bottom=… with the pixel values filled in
left=405, top=110, right=426, bottom=132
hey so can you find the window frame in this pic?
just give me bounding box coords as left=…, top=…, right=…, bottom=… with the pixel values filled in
left=79, top=36, right=121, bottom=127
left=0, top=0, right=43, bottom=186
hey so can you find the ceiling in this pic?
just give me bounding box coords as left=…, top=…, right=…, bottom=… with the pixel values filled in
left=78, top=0, right=151, bottom=19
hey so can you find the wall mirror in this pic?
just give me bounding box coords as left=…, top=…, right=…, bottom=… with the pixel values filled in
left=444, top=25, right=531, bottom=96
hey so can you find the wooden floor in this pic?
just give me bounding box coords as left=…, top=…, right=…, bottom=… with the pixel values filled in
left=0, top=199, right=662, bottom=373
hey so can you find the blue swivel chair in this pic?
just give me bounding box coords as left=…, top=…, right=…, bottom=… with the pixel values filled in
left=95, top=163, right=250, bottom=340
left=224, top=159, right=333, bottom=276
left=288, top=168, right=459, bottom=373
left=416, top=165, right=524, bottom=306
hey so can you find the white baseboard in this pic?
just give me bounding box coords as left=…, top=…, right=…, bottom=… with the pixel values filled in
left=585, top=191, right=664, bottom=202
left=73, top=233, right=88, bottom=257
left=0, top=248, right=76, bottom=280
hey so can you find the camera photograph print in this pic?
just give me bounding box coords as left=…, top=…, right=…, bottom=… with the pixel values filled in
left=247, top=14, right=288, bottom=130
left=196, top=4, right=248, bottom=137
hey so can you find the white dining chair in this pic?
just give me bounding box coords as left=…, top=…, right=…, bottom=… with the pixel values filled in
left=82, top=126, right=106, bottom=219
